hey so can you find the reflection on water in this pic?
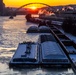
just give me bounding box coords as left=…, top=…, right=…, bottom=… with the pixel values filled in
left=0, top=15, right=75, bottom=75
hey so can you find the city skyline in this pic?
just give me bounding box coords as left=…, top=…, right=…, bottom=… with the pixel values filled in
left=3, top=0, right=76, bottom=7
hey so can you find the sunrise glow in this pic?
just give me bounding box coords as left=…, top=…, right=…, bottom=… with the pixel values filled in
left=29, top=6, right=37, bottom=10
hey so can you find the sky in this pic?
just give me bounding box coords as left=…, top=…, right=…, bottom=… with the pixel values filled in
left=3, top=0, right=76, bottom=7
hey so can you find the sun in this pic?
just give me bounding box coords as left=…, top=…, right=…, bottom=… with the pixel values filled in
left=30, top=6, right=37, bottom=10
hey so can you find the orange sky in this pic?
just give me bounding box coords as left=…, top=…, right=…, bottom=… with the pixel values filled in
left=3, top=0, right=76, bottom=7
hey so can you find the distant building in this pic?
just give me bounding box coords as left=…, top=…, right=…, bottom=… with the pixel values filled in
left=0, top=0, right=5, bottom=16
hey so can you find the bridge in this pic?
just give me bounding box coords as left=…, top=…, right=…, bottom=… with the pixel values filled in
left=15, top=2, right=52, bottom=12
left=9, top=2, right=52, bottom=18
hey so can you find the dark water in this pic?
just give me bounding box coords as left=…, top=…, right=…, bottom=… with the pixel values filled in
left=0, top=15, right=75, bottom=75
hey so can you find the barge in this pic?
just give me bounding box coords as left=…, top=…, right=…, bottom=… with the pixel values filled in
left=39, top=34, right=70, bottom=67
left=9, top=22, right=76, bottom=70
left=9, top=34, right=70, bottom=68
left=25, top=17, right=76, bottom=71
left=9, top=42, right=39, bottom=67
left=27, top=26, right=51, bottom=33
left=49, top=25, right=76, bottom=72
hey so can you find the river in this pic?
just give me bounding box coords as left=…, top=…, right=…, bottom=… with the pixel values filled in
left=0, top=15, right=75, bottom=75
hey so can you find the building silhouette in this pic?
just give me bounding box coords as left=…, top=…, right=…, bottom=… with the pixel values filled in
left=0, top=0, right=5, bottom=16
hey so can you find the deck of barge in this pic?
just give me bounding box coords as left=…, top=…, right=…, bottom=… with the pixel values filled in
left=40, top=35, right=69, bottom=67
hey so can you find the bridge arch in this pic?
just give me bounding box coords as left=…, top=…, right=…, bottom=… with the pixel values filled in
left=15, top=2, right=52, bottom=12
